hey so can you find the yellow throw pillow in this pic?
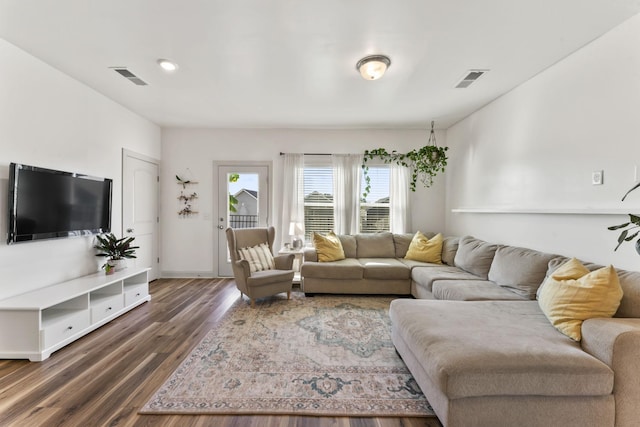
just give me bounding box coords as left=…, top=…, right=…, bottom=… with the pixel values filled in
left=538, top=258, right=623, bottom=341
left=312, top=231, right=346, bottom=262
left=404, top=232, right=443, bottom=264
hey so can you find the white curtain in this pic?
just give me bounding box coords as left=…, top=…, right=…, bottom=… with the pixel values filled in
left=280, top=153, right=305, bottom=243
left=390, top=163, right=410, bottom=233
left=332, top=154, right=363, bottom=235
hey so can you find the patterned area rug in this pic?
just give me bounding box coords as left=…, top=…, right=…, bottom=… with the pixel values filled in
left=140, top=294, right=434, bottom=417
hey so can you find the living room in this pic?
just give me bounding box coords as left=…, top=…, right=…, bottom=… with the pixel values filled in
left=1, top=1, right=640, bottom=426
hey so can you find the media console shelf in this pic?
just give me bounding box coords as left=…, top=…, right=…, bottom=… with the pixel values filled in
left=0, top=267, right=150, bottom=361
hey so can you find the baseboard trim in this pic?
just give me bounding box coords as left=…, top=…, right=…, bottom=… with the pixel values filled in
left=160, top=271, right=218, bottom=279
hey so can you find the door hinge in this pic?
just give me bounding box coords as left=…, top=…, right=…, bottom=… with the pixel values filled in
left=157, top=257, right=160, bottom=263
left=157, top=176, right=160, bottom=182
left=157, top=216, right=159, bottom=223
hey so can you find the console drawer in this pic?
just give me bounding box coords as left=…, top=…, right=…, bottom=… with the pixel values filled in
left=124, top=284, right=148, bottom=306
left=41, top=310, right=90, bottom=349
left=91, top=295, right=124, bottom=324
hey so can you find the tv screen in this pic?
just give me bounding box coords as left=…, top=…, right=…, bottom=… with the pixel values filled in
left=7, top=163, right=112, bottom=244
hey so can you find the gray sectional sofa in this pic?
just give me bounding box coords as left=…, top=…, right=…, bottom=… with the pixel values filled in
left=300, top=232, right=640, bottom=427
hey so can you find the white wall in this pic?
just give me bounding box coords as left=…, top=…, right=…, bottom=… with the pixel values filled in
left=161, top=128, right=446, bottom=277
left=0, top=39, right=161, bottom=299
left=445, top=15, right=640, bottom=270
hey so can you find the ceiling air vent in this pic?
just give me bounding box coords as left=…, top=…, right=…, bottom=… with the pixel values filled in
left=111, top=67, right=148, bottom=86
left=455, top=69, right=488, bottom=88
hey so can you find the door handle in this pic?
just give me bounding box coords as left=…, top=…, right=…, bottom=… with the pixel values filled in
left=126, top=228, right=134, bottom=233
left=218, top=225, right=224, bottom=230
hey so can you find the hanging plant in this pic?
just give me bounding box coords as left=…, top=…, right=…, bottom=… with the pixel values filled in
left=362, top=121, right=448, bottom=198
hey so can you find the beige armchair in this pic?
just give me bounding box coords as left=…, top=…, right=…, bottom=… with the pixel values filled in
left=225, top=226, right=294, bottom=307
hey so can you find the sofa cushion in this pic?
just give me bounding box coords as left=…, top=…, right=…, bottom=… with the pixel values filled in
left=441, top=236, right=459, bottom=266
left=538, top=258, right=623, bottom=341
left=389, top=299, right=614, bottom=399
left=300, top=259, right=363, bottom=279
left=411, top=266, right=481, bottom=293
left=355, top=232, right=396, bottom=258
left=453, top=236, right=498, bottom=279
left=399, top=258, right=443, bottom=269
left=488, top=245, right=559, bottom=300
left=312, top=231, right=345, bottom=262
left=433, top=280, right=528, bottom=301
left=405, top=232, right=443, bottom=264
left=615, top=269, right=640, bottom=318
left=338, top=234, right=357, bottom=259
left=359, top=258, right=411, bottom=280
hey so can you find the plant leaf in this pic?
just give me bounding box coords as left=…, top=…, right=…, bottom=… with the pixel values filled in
left=608, top=222, right=630, bottom=230
left=621, top=182, right=640, bottom=201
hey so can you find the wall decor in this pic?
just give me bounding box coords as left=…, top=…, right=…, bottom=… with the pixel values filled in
left=176, top=172, right=198, bottom=217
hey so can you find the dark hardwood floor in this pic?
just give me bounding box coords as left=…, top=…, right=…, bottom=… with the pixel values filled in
left=0, top=278, right=442, bottom=427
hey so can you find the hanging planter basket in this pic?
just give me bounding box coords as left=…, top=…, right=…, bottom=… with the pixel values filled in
left=362, top=121, right=448, bottom=198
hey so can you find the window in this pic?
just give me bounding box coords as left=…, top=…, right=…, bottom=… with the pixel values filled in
left=303, top=163, right=334, bottom=240
left=360, top=165, right=390, bottom=233
left=302, top=159, right=391, bottom=238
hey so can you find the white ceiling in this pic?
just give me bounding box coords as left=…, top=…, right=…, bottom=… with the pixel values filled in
left=1, top=1, right=639, bottom=130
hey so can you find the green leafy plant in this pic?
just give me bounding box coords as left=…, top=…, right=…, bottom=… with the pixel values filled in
left=94, top=233, right=139, bottom=261
left=362, top=145, right=448, bottom=199
left=229, top=173, right=239, bottom=213
left=608, top=182, right=640, bottom=253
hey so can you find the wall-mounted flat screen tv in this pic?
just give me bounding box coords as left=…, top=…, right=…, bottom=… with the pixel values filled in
left=7, top=163, right=112, bottom=244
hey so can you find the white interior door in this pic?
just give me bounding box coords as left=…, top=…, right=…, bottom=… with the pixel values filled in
left=123, top=150, right=160, bottom=281
left=216, top=164, right=269, bottom=277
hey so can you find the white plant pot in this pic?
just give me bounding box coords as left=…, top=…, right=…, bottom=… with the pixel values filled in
left=111, top=259, right=127, bottom=271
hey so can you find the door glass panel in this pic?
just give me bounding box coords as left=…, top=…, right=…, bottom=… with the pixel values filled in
left=227, top=172, right=259, bottom=229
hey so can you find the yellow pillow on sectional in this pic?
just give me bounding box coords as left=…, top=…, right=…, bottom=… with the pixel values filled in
left=538, top=258, right=623, bottom=341
left=404, top=232, right=443, bottom=264
left=312, top=231, right=346, bottom=262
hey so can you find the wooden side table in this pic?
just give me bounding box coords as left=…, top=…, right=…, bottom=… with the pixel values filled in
left=279, top=247, right=304, bottom=284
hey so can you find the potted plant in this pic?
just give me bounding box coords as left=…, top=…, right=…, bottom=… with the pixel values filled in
left=94, top=233, right=139, bottom=272
left=608, top=182, right=640, bottom=254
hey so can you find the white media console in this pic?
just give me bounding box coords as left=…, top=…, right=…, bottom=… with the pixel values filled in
left=0, top=267, right=150, bottom=361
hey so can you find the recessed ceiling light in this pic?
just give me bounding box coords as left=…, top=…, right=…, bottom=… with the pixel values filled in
left=157, top=59, right=178, bottom=72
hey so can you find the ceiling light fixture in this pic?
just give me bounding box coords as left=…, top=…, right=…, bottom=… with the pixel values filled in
left=157, top=59, right=178, bottom=72
left=356, top=55, right=391, bottom=80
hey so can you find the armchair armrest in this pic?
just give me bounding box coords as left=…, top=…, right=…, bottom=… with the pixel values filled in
left=274, top=253, right=294, bottom=270
left=232, top=259, right=251, bottom=281
left=582, top=318, right=640, bottom=427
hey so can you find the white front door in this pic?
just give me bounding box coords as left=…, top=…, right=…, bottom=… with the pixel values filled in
left=123, top=150, right=160, bottom=280
left=216, top=163, right=270, bottom=277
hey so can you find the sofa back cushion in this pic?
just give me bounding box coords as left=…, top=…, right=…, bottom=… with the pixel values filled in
left=441, top=236, right=459, bottom=266
left=453, top=236, right=498, bottom=279
left=488, top=245, right=559, bottom=299
left=356, top=232, right=396, bottom=258
left=337, top=234, right=357, bottom=258
left=544, top=257, right=640, bottom=318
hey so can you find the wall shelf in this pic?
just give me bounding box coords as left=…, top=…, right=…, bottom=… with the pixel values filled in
left=451, top=208, right=633, bottom=215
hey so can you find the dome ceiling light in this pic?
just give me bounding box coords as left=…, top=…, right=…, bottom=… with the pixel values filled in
left=356, top=55, right=391, bottom=81
left=157, top=59, right=179, bottom=72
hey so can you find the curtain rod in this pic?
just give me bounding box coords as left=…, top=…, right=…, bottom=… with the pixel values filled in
left=279, top=152, right=331, bottom=156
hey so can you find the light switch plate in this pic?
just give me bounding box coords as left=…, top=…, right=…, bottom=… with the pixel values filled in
left=592, top=170, right=603, bottom=185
